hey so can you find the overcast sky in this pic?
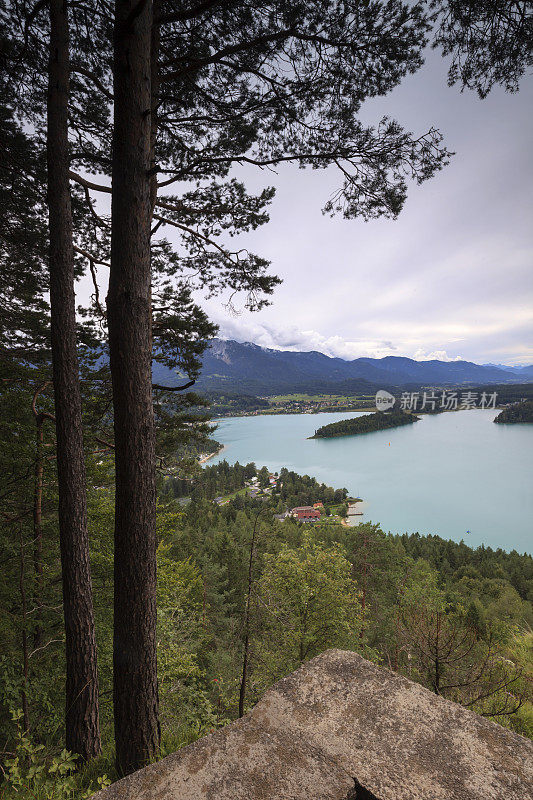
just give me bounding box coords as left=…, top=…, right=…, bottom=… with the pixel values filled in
left=191, top=48, right=533, bottom=366
left=78, top=47, right=533, bottom=366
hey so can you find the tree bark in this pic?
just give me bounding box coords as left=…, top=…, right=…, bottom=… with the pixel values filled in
left=108, top=0, right=159, bottom=775
left=47, top=0, right=101, bottom=760
left=239, top=509, right=262, bottom=718
left=32, top=382, right=53, bottom=650
left=33, top=411, right=44, bottom=650
left=19, top=526, right=30, bottom=734
left=150, top=0, right=160, bottom=216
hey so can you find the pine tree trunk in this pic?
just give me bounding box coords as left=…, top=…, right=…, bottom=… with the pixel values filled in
left=47, top=0, right=101, bottom=761
left=33, top=411, right=44, bottom=650
left=150, top=0, right=160, bottom=216
left=19, top=526, right=30, bottom=734
left=32, top=382, right=53, bottom=650
left=239, top=509, right=261, bottom=718
left=108, top=0, right=159, bottom=775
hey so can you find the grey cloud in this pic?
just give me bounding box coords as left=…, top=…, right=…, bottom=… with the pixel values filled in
left=199, top=48, right=532, bottom=366
left=75, top=48, right=532, bottom=367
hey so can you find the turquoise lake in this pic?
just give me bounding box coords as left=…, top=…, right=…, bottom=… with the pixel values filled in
left=209, top=410, right=533, bottom=554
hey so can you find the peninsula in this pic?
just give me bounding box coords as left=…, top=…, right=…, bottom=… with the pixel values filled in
left=494, top=399, right=533, bottom=424
left=310, top=409, right=420, bottom=438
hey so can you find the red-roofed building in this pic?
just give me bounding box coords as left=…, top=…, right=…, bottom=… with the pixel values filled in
left=292, top=506, right=321, bottom=521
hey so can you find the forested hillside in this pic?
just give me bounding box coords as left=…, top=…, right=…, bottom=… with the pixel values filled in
left=2, top=450, right=532, bottom=795
left=165, top=461, right=348, bottom=507
left=494, top=400, right=533, bottom=424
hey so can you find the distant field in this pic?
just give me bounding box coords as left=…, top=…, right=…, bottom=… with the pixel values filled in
left=268, top=393, right=373, bottom=403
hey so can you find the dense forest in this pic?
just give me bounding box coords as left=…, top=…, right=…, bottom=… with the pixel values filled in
left=494, top=399, right=533, bottom=424
left=463, top=383, right=533, bottom=404
left=311, top=410, right=420, bottom=438
left=205, top=393, right=271, bottom=417
left=2, top=454, right=532, bottom=796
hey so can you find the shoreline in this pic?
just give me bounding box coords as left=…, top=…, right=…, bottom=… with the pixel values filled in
left=199, top=444, right=227, bottom=464
left=213, top=406, right=375, bottom=420
left=346, top=500, right=369, bottom=527
left=212, top=406, right=505, bottom=421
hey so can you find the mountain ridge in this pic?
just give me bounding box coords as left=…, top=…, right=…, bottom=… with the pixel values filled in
left=153, top=338, right=533, bottom=394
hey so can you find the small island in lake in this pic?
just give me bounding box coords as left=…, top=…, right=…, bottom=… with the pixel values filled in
left=310, top=409, right=420, bottom=438
left=494, top=399, right=533, bottom=424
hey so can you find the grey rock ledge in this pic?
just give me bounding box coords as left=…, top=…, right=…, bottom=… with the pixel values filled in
left=94, top=649, right=533, bottom=800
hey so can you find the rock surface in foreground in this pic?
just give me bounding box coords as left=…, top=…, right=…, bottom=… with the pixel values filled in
left=94, top=650, right=533, bottom=800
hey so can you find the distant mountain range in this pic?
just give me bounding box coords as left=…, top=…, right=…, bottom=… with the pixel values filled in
left=151, top=339, right=533, bottom=395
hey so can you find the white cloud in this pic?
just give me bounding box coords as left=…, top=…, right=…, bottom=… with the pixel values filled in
left=413, top=349, right=463, bottom=362
left=212, top=315, right=385, bottom=358
left=211, top=313, right=466, bottom=361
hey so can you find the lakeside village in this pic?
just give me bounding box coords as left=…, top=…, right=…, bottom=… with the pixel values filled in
left=206, top=387, right=528, bottom=419
left=211, top=472, right=360, bottom=526
left=209, top=393, right=377, bottom=417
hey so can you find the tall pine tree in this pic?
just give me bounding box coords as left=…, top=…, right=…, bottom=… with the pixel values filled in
left=47, top=0, right=101, bottom=759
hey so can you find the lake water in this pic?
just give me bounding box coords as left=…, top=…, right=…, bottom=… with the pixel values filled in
left=209, top=410, right=533, bottom=554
